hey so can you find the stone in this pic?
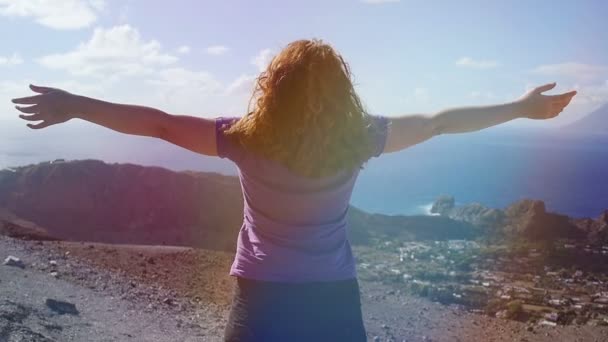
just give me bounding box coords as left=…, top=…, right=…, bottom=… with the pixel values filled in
left=45, top=298, right=79, bottom=315
left=3, top=255, right=25, bottom=269
left=430, top=195, right=455, bottom=215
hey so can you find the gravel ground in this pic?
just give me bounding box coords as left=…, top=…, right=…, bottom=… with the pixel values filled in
left=0, top=236, right=226, bottom=342
left=2, top=235, right=607, bottom=342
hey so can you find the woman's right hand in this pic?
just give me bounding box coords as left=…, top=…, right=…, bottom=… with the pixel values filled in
left=12, top=84, right=78, bottom=129
left=516, top=82, right=577, bottom=120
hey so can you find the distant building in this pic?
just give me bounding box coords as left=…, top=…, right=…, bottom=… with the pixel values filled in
left=544, top=312, right=559, bottom=322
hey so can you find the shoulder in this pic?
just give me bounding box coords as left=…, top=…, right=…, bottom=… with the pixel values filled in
left=366, top=114, right=391, bottom=158
left=216, top=116, right=241, bottom=131
left=215, top=116, right=245, bottom=162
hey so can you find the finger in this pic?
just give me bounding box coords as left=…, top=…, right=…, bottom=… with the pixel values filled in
left=535, top=82, right=557, bottom=94
left=551, top=90, right=577, bottom=100
left=30, top=84, right=56, bottom=94
left=559, top=94, right=577, bottom=107
left=15, top=104, right=40, bottom=114
left=12, top=95, right=43, bottom=105
left=19, top=113, right=42, bottom=121
left=27, top=121, right=52, bottom=130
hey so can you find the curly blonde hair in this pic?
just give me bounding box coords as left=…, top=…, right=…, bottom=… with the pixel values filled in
left=223, top=39, right=383, bottom=178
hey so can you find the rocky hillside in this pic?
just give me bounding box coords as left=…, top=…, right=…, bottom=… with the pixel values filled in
left=0, top=160, right=476, bottom=251
left=431, top=195, right=606, bottom=243
left=0, top=160, right=245, bottom=251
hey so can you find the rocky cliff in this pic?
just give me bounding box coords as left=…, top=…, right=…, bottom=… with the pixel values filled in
left=431, top=195, right=603, bottom=243
left=0, top=160, right=244, bottom=251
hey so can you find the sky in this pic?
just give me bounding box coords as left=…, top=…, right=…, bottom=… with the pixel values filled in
left=0, top=0, right=607, bottom=167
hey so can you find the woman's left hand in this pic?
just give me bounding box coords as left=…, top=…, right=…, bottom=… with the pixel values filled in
left=517, top=82, right=577, bottom=120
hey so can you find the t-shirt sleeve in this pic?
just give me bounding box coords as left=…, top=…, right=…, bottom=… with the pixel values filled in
left=215, top=116, right=245, bottom=163
left=369, top=114, right=390, bottom=158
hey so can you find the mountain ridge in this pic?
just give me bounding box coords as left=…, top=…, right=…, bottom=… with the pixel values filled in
left=563, top=102, right=608, bottom=133
left=1, top=159, right=606, bottom=248
left=0, top=159, right=477, bottom=250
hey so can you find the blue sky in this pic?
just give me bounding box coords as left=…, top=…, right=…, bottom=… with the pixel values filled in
left=0, top=0, right=607, bottom=131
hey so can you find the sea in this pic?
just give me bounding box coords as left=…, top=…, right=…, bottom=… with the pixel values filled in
left=1, top=121, right=607, bottom=219
left=352, top=127, right=608, bottom=219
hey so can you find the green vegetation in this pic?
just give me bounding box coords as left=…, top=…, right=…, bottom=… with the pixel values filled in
left=505, top=300, right=524, bottom=319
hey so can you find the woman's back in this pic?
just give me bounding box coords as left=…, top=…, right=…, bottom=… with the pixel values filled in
left=216, top=115, right=389, bottom=282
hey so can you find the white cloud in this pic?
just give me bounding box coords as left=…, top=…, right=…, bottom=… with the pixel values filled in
left=455, top=57, right=500, bottom=69
left=147, top=67, right=221, bottom=92
left=225, top=74, right=256, bottom=95
left=177, top=45, right=191, bottom=54
left=145, top=68, right=249, bottom=115
left=570, top=82, right=608, bottom=106
left=361, top=0, right=400, bottom=4
left=206, top=45, right=229, bottom=56
left=0, top=0, right=104, bottom=30
left=30, top=24, right=261, bottom=115
left=0, top=53, right=23, bottom=66
left=37, top=25, right=178, bottom=78
left=531, top=62, right=608, bottom=84
left=251, top=48, right=274, bottom=72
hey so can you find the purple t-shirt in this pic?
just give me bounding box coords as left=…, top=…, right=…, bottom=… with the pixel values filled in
left=215, top=115, right=389, bottom=282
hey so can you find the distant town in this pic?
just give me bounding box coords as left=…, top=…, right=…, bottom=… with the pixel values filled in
left=355, top=239, right=608, bottom=327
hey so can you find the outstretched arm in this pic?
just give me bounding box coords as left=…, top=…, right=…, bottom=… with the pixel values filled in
left=383, top=82, right=577, bottom=153
left=12, top=85, right=219, bottom=156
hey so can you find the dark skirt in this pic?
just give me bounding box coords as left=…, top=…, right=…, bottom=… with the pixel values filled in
left=224, top=276, right=367, bottom=342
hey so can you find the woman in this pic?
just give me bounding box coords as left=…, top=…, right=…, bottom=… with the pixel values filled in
left=12, top=39, right=576, bottom=341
